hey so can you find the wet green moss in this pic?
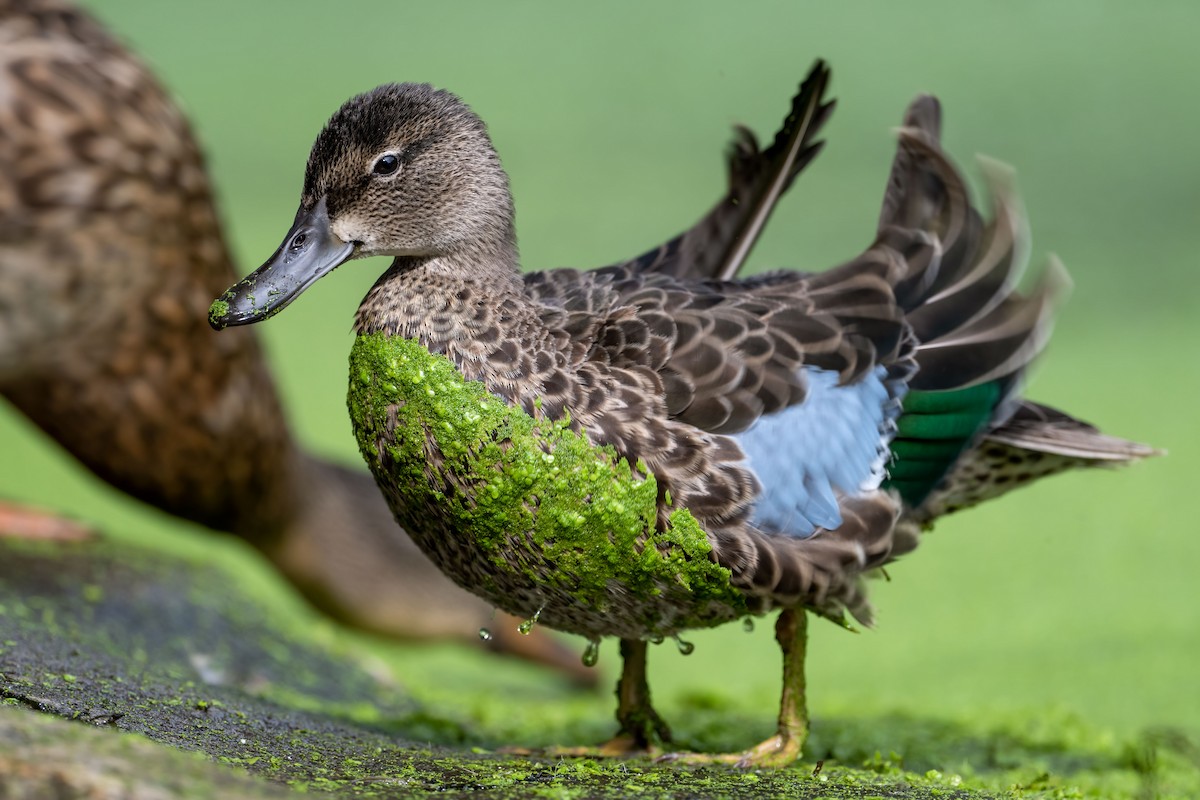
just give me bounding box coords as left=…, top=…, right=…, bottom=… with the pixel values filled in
left=346, top=332, right=747, bottom=630
left=207, top=298, right=230, bottom=326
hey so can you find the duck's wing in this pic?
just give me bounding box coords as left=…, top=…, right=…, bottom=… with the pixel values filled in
left=521, top=221, right=926, bottom=623
left=527, top=233, right=924, bottom=543
left=632, top=60, right=834, bottom=282
left=526, top=59, right=833, bottom=306
left=579, top=92, right=1066, bottom=531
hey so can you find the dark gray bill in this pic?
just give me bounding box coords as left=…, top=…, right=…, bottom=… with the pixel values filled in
left=209, top=197, right=354, bottom=330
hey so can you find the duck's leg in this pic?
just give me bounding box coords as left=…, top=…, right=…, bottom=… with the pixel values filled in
left=734, top=607, right=808, bottom=767
left=514, top=637, right=670, bottom=757
left=658, top=609, right=808, bottom=767
left=609, top=637, right=672, bottom=752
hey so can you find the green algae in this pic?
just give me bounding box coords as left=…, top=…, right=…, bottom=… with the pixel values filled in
left=208, top=298, right=230, bottom=326
left=346, top=332, right=747, bottom=633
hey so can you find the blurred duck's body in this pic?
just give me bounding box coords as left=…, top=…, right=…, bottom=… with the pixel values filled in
left=0, top=0, right=593, bottom=683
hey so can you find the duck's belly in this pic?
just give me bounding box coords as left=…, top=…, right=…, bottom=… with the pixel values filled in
left=347, top=333, right=748, bottom=640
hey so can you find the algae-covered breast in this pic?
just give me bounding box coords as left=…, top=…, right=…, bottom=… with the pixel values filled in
left=346, top=332, right=747, bottom=637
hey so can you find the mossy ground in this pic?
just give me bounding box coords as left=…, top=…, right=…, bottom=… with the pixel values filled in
left=1, top=535, right=1196, bottom=798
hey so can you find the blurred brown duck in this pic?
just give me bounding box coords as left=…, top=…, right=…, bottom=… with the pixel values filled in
left=0, top=0, right=597, bottom=682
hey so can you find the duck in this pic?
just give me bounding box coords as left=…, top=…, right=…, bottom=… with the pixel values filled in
left=0, top=0, right=601, bottom=683
left=210, top=62, right=1156, bottom=766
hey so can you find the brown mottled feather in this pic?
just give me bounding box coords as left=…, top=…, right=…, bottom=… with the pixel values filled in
left=0, top=0, right=296, bottom=537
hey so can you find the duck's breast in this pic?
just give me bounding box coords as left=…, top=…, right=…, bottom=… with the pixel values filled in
left=346, top=332, right=749, bottom=638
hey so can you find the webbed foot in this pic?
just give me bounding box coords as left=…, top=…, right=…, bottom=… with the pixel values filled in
left=659, top=609, right=809, bottom=769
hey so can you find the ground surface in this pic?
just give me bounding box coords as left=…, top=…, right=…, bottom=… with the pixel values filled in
left=2, top=536, right=1197, bottom=798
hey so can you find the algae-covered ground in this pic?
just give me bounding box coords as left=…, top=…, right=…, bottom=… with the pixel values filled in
left=2, top=2, right=1199, bottom=799
left=2, top=536, right=1197, bottom=798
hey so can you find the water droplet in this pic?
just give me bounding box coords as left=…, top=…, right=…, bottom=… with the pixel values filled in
left=478, top=627, right=492, bottom=642
left=673, top=635, right=695, bottom=656
left=581, top=638, right=600, bottom=667
left=517, top=605, right=544, bottom=636
left=743, top=617, right=755, bottom=633
left=649, top=634, right=664, bottom=645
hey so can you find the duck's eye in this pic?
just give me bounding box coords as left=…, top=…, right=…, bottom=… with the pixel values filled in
left=372, top=153, right=400, bottom=176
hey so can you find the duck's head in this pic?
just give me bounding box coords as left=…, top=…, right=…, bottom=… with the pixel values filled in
left=210, top=83, right=515, bottom=329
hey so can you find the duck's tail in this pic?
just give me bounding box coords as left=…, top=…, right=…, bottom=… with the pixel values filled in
left=871, top=96, right=1158, bottom=553
left=904, top=401, right=1162, bottom=532
left=729, top=94, right=1157, bottom=625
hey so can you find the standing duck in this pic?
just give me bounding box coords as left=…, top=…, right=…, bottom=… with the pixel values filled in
left=210, top=62, right=1155, bottom=765
left=0, top=0, right=598, bottom=681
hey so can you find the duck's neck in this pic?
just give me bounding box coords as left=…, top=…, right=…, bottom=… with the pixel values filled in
left=353, top=247, right=556, bottom=403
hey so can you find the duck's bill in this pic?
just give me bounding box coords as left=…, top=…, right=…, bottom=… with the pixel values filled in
left=209, top=198, right=354, bottom=330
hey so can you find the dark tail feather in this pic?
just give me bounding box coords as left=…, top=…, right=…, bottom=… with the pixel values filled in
left=875, top=96, right=1079, bottom=511
left=876, top=98, right=1159, bottom=522
left=909, top=401, right=1161, bottom=525
left=987, top=401, right=1163, bottom=461
left=877, top=94, right=950, bottom=234
left=911, top=255, right=1069, bottom=392
left=880, top=99, right=1074, bottom=403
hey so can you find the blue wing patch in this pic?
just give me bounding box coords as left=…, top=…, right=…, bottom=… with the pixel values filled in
left=735, top=365, right=904, bottom=537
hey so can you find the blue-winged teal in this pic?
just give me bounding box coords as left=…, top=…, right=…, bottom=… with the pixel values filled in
left=210, top=62, right=1155, bottom=764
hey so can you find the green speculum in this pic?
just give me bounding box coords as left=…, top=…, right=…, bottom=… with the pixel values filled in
left=883, top=381, right=1003, bottom=507
left=346, top=333, right=747, bottom=637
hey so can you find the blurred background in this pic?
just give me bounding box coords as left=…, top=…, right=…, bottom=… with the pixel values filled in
left=2, top=0, right=1196, bottom=738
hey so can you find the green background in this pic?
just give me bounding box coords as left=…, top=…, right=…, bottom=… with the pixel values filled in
left=3, top=0, right=1197, bottom=743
